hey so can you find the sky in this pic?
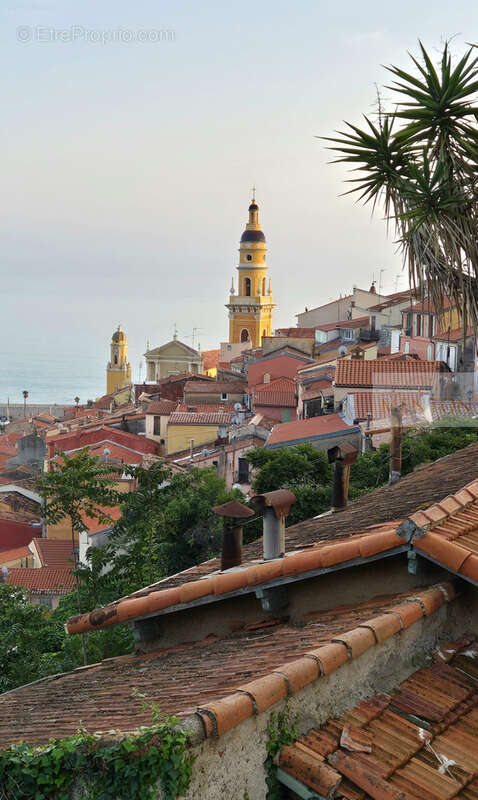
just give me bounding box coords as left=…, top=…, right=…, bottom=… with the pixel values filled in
left=1, top=0, right=477, bottom=401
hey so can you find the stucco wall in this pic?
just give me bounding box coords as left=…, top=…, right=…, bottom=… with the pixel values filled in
left=133, top=554, right=448, bottom=651
left=167, top=424, right=219, bottom=455
left=173, top=591, right=477, bottom=800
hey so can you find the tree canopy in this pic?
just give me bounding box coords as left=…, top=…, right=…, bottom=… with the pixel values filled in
left=324, top=41, right=478, bottom=330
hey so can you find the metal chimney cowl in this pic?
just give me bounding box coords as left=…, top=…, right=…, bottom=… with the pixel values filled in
left=249, top=489, right=296, bottom=561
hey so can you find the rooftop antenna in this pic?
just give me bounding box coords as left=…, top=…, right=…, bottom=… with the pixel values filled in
left=394, top=274, right=401, bottom=292
left=138, top=361, right=143, bottom=383
left=173, top=323, right=178, bottom=341
left=378, top=268, right=386, bottom=297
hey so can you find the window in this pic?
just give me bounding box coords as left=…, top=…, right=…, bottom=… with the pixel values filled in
left=244, top=277, right=251, bottom=296
left=263, top=372, right=270, bottom=383
left=406, top=312, right=412, bottom=334
left=238, top=458, right=249, bottom=483
left=341, top=328, right=353, bottom=340
left=240, top=328, right=250, bottom=342
left=221, top=392, right=228, bottom=401
left=282, top=408, right=291, bottom=422
left=227, top=345, right=232, bottom=351
left=153, top=417, right=161, bottom=435
left=262, top=277, right=266, bottom=295
left=416, top=314, right=422, bottom=336
left=114, top=355, right=118, bottom=365
left=427, top=344, right=433, bottom=361
left=246, top=254, right=252, bottom=261
left=404, top=341, right=410, bottom=354
left=371, top=315, right=376, bottom=331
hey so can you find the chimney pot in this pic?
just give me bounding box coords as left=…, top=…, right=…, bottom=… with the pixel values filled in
left=212, top=500, right=254, bottom=570
left=328, top=443, right=358, bottom=511
left=249, top=489, right=296, bottom=560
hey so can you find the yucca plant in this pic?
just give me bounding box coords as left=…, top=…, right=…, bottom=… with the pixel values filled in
left=323, top=41, right=478, bottom=334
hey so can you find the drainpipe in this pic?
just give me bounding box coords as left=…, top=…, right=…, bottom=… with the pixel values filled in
left=389, top=405, right=402, bottom=484
left=327, top=444, right=358, bottom=511
left=212, top=500, right=254, bottom=571
left=249, top=489, right=296, bottom=560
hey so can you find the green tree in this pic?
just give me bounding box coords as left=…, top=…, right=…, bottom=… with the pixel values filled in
left=36, top=449, right=120, bottom=664
left=324, top=42, right=478, bottom=333
left=246, top=443, right=331, bottom=493
left=106, top=463, right=236, bottom=593
left=0, top=584, right=63, bottom=692
left=246, top=444, right=333, bottom=526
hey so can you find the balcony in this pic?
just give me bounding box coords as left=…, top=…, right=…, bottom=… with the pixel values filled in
left=359, top=329, right=380, bottom=342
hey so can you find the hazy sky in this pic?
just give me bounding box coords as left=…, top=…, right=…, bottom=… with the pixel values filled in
left=1, top=0, right=477, bottom=394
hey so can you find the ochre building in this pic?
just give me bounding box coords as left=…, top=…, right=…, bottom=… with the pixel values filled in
left=106, top=326, right=132, bottom=395
left=226, top=195, right=275, bottom=348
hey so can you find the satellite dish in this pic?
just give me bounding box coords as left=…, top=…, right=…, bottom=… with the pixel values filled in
left=234, top=402, right=242, bottom=411
left=338, top=345, right=348, bottom=356
left=103, top=447, right=110, bottom=456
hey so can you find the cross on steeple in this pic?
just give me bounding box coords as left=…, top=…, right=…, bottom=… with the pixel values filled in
left=251, top=184, right=256, bottom=202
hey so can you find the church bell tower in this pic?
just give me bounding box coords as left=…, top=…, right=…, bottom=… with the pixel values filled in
left=106, top=325, right=132, bottom=394
left=226, top=191, right=275, bottom=348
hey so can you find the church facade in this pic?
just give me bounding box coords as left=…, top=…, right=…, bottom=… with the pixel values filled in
left=226, top=195, right=275, bottom=348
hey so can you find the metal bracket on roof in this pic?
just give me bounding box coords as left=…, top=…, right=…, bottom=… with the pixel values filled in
left=255, top=585, right=288, bottom=613
left=132, top=615, right=162, bottom=645
left=407, top=549, right=431, bottom=580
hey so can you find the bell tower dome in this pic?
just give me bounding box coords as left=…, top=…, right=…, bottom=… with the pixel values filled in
left=106, top=325, right=132, bottom=394
left=226, top=191, right=275, bottom=347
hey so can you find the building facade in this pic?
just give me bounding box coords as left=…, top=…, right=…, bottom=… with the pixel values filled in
left=145, top=336, right=203, bottom=381
left=226, top=195, right=275, bottom=348
left=106, top=326, right=132, bottom=395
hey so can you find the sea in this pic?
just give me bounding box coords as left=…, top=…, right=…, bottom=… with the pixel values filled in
left=1, top=350, right=107, bottom=407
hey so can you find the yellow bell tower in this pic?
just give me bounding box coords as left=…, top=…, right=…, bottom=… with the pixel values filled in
left=226, top=191, right=275, bottom=347
left=106, top=325, right=132, bottom=395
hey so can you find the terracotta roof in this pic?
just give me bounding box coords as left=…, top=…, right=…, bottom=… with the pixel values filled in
left=81, top=505, right=122, bottom=536
left=253, top=378, right=297, bottom=408
left=184, top=381, right=246, bottom=394
left=188, top=440, right=478, bottom=572
left=315, top=322, right=342, bottom=331
left=0, top=586, right=453, bottom=748
left=402, top=479, right=478, bottom=586
left=336, top=316, right=370, bottom=329
left=31, top=538, right=74, bottom=569
left=6, top=568, right=75, bottom=595
left=401, top=296, right=454, bottom=313
left=279, top=634, right=478, bottom=800
left=430, top=400, right=478, bottom=421
left=66, top=522, right=408, bottom=635
left=335, top=358, right=445, bottom=388
left=266, top=413, right=354, bottom=447
left=348, top=390, right=428, bottom=421
left=47, top=426, right=157, bottom=456
left=146, top=399, right=178, bottom=415
left=168, top=412, right=235, bottom=425
left=0, top=545, right=31, bottom=566
left=175, top=404, right=236, bottom=414
left=300, top=378, right=334, bottom=401
left=275, top=328, right=317, bottom=338
left=252, top=377, right=296, bottom=393
left=434, top=326, right=475, bottom=342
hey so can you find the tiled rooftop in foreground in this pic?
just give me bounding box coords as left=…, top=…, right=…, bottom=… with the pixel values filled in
left=0, top=586, right=452, bottom=749
left=277, top=637, right=478, bottom=800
